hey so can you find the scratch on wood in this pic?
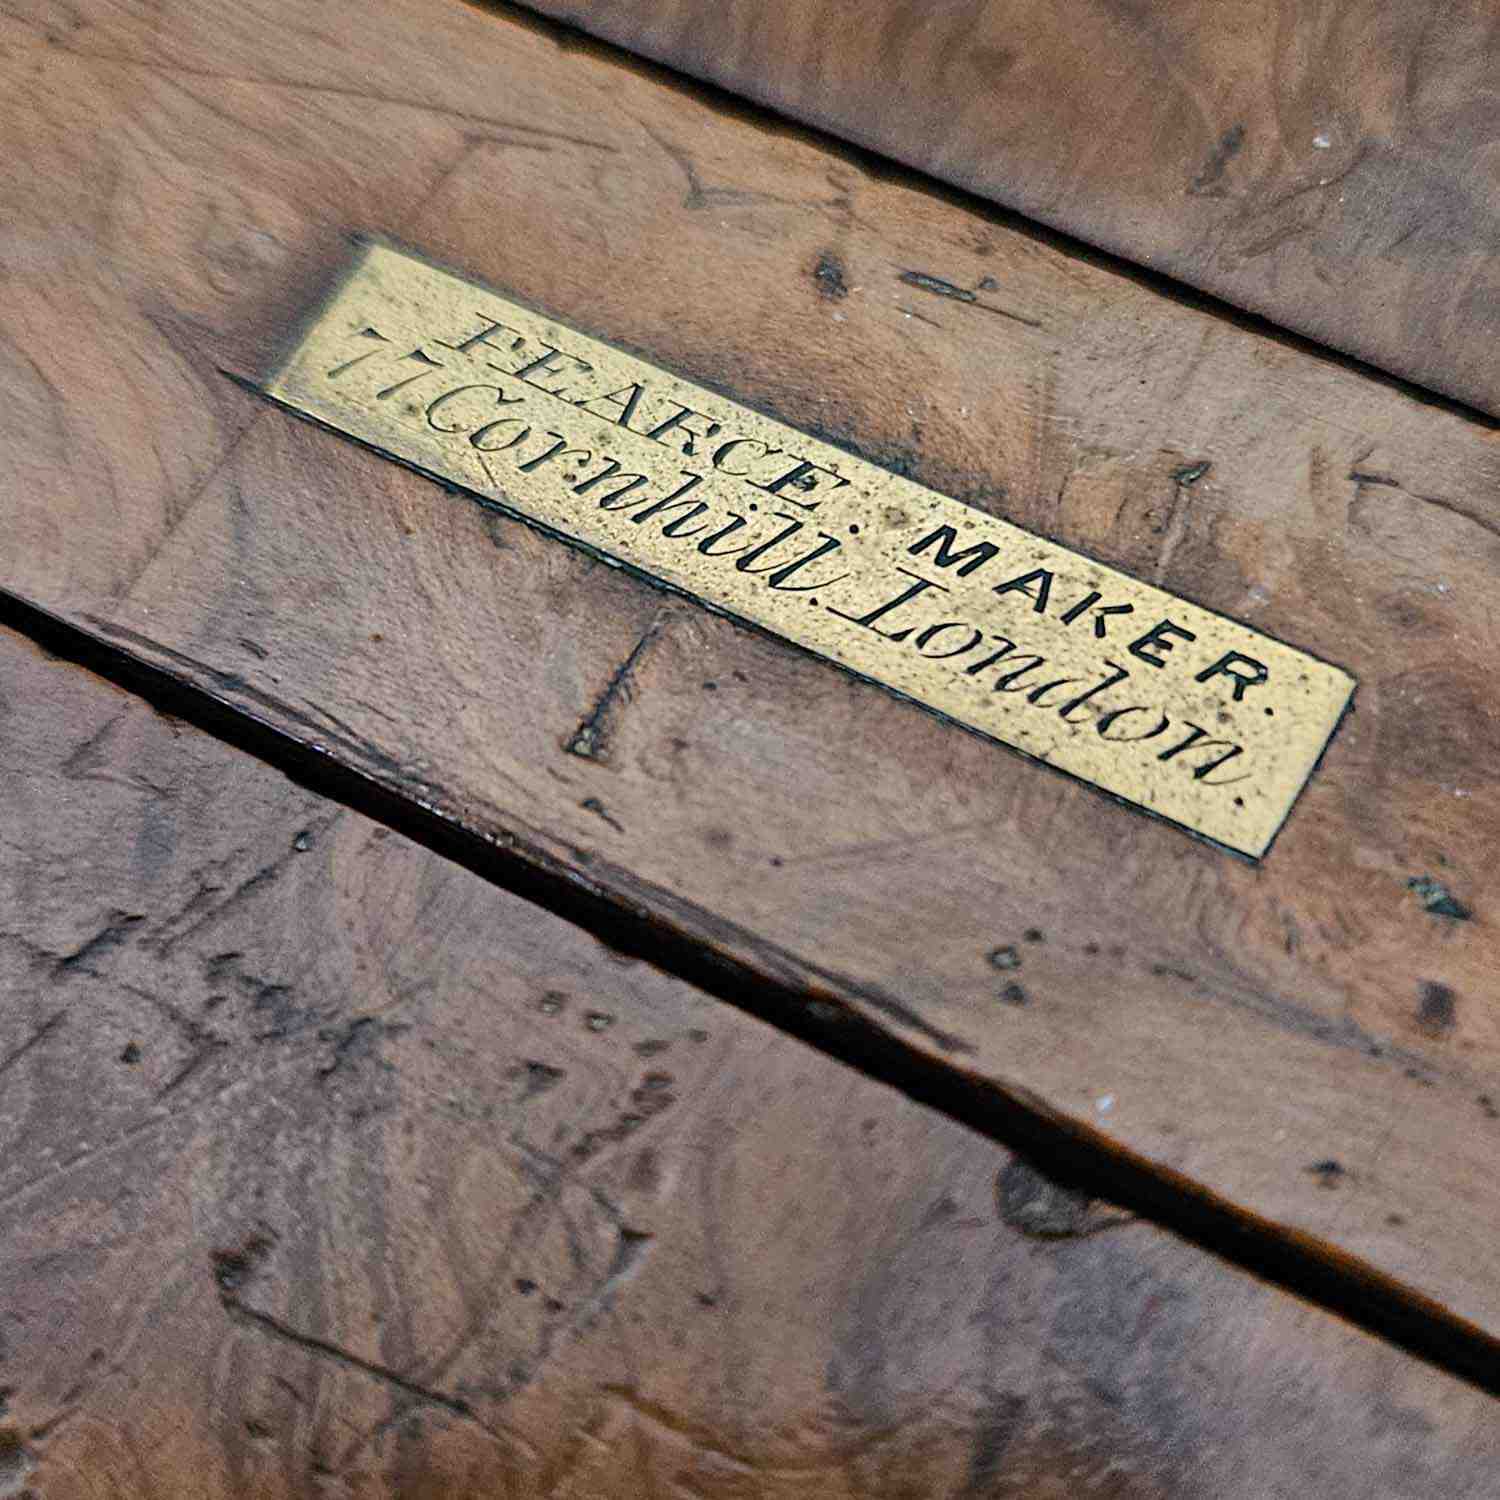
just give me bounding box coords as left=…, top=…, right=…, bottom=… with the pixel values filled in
left=1153, top=462, right=1210, bottom=584
left=566, top=616, right=670, bottom=761
left=151, top=816, right=337, bottom=956
left=0, top=1113, right=175, bottom=1212
left=897, top=270, right=1043, bottom=329
left=223, top=1297, right=477, bottom=1417
left=598, top=1378, right=909, bottom=1476
left=1189, top=123, right=1245, bottom=196
left=59, top=712, right=174, bottom=798
left=1347, top=464, right=1500, bottom=542
left=55, top=912, right=145, bottom=973
left=0, top=1012, right=64, bottom=1078
left=578, top=1224, right=654, bottom=1330
left=1400, top=487, right=1499, bottom=543
left=896, top=304, right=944, bottom=330
left=157, top=1039, right=230, bottom=1099
left=581, top=796, right=624, bottom=832
left=333, top=1220, right=654, bottom=1473
left=60, top=712, right=126, bottom=780
left=121, top=418, right=262, bottom=594
left=1347, top=469, right=1400, bottom=490
left=34, top=38, right=623, bottom=154
left=639, top=122, right=790, bottom=212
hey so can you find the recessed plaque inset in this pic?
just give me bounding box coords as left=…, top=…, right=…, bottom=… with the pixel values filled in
left=265, top=241, right=1354, bottom=858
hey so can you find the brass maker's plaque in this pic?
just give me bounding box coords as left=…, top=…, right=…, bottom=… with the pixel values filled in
left=267, top=242, right=1354, bottom=858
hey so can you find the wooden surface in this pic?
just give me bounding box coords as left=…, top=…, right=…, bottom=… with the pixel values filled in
left=516, top=0, right=1500, bottom=422
left=5, top=622, right=1500, bottom=1496
left=264, top=239, right=1357, bottom=861
left=2, top=0, right=1499, bottom=1349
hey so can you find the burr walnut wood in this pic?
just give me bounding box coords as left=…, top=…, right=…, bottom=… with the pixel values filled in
left=3, top=625, right=1500, bottom=1497
left=515, top=0, right=1500, bottom=422
left=1, top=0, right=1498, bottom=1350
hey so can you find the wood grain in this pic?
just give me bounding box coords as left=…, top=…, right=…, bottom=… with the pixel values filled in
left=513, top=0, right=1500, bottom=421
left=4, top=622, right=1500, bottom=1496
left=1, top=0, right=1498, bottom=1341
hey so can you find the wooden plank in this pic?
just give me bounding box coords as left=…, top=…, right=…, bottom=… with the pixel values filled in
left=264, top=240, right=1356, bottom=860
left=515, top=0, right=1500, bottom=422
left=1, top=0, right=1498, bottom=1341
left=3, top=620, right=1500, bottom=1497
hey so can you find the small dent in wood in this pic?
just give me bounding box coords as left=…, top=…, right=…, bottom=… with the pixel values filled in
left=1305, top=1159, right=1347, bottom=1189
left=1416, top=981, right=1457, bottom=1039
left=1406, top=874, right=1471, bottom=922
left=211, top=1231, right=276, bottom=1295
left=518, top=1060, right=566, bottom=1099
left=812, top=250, right=850, bottom=300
